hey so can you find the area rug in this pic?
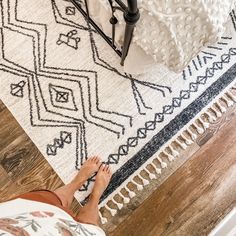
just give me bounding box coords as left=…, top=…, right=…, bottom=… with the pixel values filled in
left=0, top=0, right=236, bottom=223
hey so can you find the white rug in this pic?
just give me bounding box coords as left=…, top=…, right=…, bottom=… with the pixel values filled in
left=0, top=0, right=236, bottom=223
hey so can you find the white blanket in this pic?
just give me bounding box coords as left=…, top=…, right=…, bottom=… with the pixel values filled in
left=86, top=0, right=235, bottom=74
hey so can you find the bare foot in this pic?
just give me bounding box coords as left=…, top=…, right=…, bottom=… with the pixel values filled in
left=71, top=156, right=102, bottom=187
left=90, top=164, right=112, bottom=203
left=54, top=156, right=101, bottom=208
left=75, top=164, right=112, bottom=226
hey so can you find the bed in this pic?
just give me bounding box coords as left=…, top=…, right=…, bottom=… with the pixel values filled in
left=70, top=0, right=235, bottom=74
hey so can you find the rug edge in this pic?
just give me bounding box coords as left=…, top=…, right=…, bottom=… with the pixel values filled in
left=98, top=79, right=236, bottom=224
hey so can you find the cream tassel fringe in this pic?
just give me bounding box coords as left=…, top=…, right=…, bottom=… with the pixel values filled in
left=98, top=83, right=236, bottom=223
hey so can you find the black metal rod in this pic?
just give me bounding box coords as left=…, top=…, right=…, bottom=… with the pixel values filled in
left=120, top=23, right=135, bottom=65
left=114, top=0, right=127, bottom=11
left=112, top=23, right=115, bottom=46
left=70, top=0, right=139, bottom=65
left=127, top=0, right=138, bottom=14
left=70, top=0, right=122, bottom=57
left=120, top=0, right=139, bottom=65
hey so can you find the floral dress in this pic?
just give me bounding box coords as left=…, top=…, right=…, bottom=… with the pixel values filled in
left=0, top=199, right=106, bottom=236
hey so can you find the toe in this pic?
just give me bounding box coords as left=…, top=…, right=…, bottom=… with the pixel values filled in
left=95, top=156, right=101, bottom=164
left=101, top=164, right=106, bottom=171
left=108, top=167, right=112, bottom=175
left=104, top=164, right=109, bottom=171
left=98, top=157, right=102, bottom=164
left=105, top=165, right=109, bottom=172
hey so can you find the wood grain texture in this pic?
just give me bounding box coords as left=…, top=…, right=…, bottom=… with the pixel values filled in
left=0, top=101, right=81, bottom=214
left=110, top=105, right=236, bottom=236
left=103, top=141, right=200, bottom=233
left=104, top=105, right=236, bottom=234
left=196, top=105, right=236, bottom=146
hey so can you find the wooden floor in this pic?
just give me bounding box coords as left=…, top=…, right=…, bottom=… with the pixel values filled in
left=111, top=106, right=236, bottom=236
left=0, top=99, right=236, bottom=236
left=0, top=101, right=81, bottom=213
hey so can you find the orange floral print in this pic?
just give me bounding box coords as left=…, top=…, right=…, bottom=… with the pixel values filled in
left=0, top=224, right=30, bottom=236
left=0, top=218, right=18, bottom=225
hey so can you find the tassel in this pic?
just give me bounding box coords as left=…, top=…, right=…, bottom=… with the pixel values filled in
left=211, top=106, right=222, bottom=118
left=198, top=117, right=209, bottom=129
left=112, top=198, right=123, bottom=210
left=180, top=134, right=193, bottom=145
left=162, top=150, right=175, bottom=161
left=138, top=174, right=149, bottom=186
left=119, top=192, right=130, bottom=204
left=99, top=212, right=107, bottom=224
left=192, top=123, right=204, bottom=134
left=125, top=186, right=136, bottom=198
left=216, top=101, right=226, bottom=113
left=131, top=179, right=143, bottom=191
left=150, top=162, right=162, bottom=174
left=227, top=91, right=236, bottom=102
left=144, top=167, right=156, bottom=179
left=221, top=95, right=234, bottom=107
left=105, top=204, right=117, bottom=216
left=175, top=139, right=187, bottom=150
left=187, top=127, right=197, bottom=140
left=157, top=157, right=167, bottom=168
left=205, top=111, right=217, bottom=123
left=169, top=145, right=179, bottom=157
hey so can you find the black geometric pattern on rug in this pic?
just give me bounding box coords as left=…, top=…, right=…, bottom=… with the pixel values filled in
left=65, top=6, right=75, bottom=16
left=10, top=80, right=26, bottom=97
left=47, top=131, right=72, bottom=156
left=56, top=29, right=81, bottom=49
left=0, top=0, right=133, bottom=169
left=55, top=90, right=69, bottom=103
left=230, top=9, right=236, bottom=31
left=0, top=0, right=171, bottom=141
left=97, top=57, right=236, bottom=204
left=89, top=48, right=236, bottom=204
left=182, top=37, right=233, bottom=80
left=54, top=0, right=93, bottom=31
left=49, top=84, right=78, bottom=111
left=51, top=0, right=172, bottom=113
left=0, top=0, right=134, bottom=192
left=106, top=48, right=236, bottom=166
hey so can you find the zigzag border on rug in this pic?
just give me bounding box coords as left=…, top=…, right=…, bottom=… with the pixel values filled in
left=98, top=80, right=236, bottom=224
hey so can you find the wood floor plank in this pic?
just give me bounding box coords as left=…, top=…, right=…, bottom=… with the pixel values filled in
left=110, top=107, right=236, bottom=236
left=0, top=101, right=81, bottom=213
left=0, top=165, right=12, bottom=190
left=196, top=105, right=236, bottom=146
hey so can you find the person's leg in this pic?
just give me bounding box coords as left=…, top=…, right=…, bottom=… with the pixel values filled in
left=76, top=164, right=112, bottom=226
left=54, top=156, right=101, bottom=208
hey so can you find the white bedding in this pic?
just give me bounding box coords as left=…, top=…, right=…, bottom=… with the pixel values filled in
left=85, top=0, right=236, bottom=74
